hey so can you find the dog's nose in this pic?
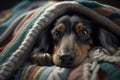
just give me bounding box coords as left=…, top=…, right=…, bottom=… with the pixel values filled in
left=59, top=52, right=75, bottom=65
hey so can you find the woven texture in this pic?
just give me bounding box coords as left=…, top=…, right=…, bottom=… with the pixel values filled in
left=0, top=0, right=120, bottom=80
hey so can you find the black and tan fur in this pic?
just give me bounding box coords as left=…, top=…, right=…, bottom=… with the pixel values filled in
left=31, top=15, right=119, bottom=68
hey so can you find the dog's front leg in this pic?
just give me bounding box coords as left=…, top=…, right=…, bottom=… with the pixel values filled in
left=31, top=53, right=53, bottom=66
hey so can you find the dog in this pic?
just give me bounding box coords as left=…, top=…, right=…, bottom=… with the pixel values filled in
left=31, top=14, right=119, bottom=68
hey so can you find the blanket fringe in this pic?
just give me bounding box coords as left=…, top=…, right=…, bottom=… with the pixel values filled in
left=83, top=47, right=120, bottom=80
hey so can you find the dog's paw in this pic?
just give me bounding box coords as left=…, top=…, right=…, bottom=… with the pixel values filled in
left=31, top=53, right=53, bottom=66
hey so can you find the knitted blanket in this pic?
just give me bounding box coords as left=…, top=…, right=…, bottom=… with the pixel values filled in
left=0, top=0, right=120, bottom=80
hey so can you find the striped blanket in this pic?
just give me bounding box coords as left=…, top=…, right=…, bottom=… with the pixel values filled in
left=0, top=0, right=120, bottom=80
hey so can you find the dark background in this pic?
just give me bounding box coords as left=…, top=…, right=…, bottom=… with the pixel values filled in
left=0, top=0, right=22, bottom=11
left=0, top=0, right=120, bottom=11
left=95, top=0, right=120, bottom=8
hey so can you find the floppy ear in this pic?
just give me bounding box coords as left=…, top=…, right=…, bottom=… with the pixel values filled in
left=31, top=26, right=54, bottom=65
left=98, top=28, right=118, bottom=54
left=32, top=27, right=53, bottom=54
left=92, top=23, right=119, bottom=54
left=36, top=34, right=49, bottom=52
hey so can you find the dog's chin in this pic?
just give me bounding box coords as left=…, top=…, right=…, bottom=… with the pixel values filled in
left=60, top=65, right=76, bottom=68
left=53, top=60, right=81, bottom=68
left=55, top=63, right=78, bottom=68
left=56, top=65, right=73, bottom=68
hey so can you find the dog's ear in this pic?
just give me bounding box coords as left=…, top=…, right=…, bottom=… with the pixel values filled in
left=98, top=28, right=118, bottom=53
left=31, top=26, right=54, bottom=65
left=32, top=27, right=53, bottom=54
left=92, top=23, right=119, bottom=54
left=37, top=33, right=49, bottom=52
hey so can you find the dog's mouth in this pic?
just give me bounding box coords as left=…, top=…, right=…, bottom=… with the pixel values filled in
left=53, top=49, right=89, bottom=68
left=55, top=61, right=76, bottom=68
left=56, top=60, right=80, bottom=68
left=53, top=52, right=80, bottom=68
left=59, top=64, right=74, bottom=68
left=56, top=58, right=84, bottom=68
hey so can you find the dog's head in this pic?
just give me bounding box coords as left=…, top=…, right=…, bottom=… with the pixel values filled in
left=51, top=15, right=92, bottom=67
left=33, top=15, right=118, bottom=67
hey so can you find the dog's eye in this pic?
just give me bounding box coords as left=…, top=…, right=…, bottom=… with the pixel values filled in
left=54, top=31, right=60, bottom=36
left=52, top=31, right=61, bottom=40
left=79, top=29, right=90, bottom=40
left=80, top=29, right=88, bottom=35
left=82, top=30, right=88, bottom=34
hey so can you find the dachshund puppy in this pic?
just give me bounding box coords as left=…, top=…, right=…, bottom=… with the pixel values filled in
left=51, top=15, right=93, bottom=67
left=31, top=15, right=118, bottom=68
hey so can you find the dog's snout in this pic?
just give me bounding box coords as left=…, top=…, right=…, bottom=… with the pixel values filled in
left=59, top=51, right=75, bottom=65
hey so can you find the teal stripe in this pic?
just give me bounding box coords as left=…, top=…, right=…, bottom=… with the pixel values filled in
left=0, top=9, right=29, bottom=36
left=76, top=0, right=103, bottom=8
left=100, top=62, right=120, bottom=80
left=0, top=1, right=30, bottom=36
left=45, top=66, right=70, bottom=80
left=20, top=65, right=30, bottom=80
left=36, top=67, right=51, bottom=80
left=107, top=13, right=120, bottom=20
left=0, top=5, right=51, bottom=69
left=12, top=1, right=30, bottom=11
left=0, top=0, right=37, bottom=36
left=0, top=0, right=49, bottom=36
left=38, top=66, right=56, bottom=80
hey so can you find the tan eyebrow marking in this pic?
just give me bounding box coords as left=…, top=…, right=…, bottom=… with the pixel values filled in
left=56, top=23, right=65, bottom=33
left=75, top=23, right=83, bottom=32
left=52, top=23, right=65, bottom=34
